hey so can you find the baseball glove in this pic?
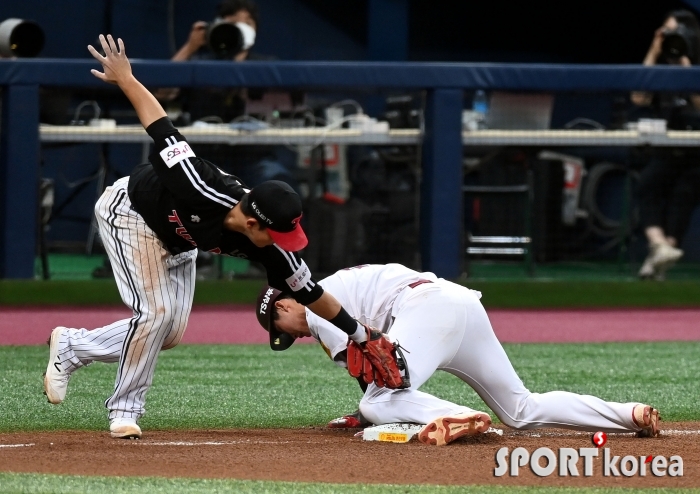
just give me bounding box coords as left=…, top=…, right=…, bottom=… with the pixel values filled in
left=347, top=325, right=410, bottom=389
left=347, top=340, right=375, bottom=384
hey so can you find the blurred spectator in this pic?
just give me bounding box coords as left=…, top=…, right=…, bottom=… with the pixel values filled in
left=631, top=10, right=700, bottom=280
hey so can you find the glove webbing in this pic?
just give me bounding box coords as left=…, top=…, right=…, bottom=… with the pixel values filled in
left=393, top=341, right=411, bottom=389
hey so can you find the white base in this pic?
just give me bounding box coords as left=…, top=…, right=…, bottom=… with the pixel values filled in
left=361, top=423, right=504, bottom=443
left=362, top=423, right=424, bottom=443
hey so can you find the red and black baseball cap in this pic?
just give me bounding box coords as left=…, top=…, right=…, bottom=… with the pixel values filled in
left=255, top=284, right=296, bottom=351
left=246, top=181, right=308, bottom=252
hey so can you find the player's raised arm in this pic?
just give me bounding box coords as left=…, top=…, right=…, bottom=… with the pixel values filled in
left=88, top=34, right=166, bottom=129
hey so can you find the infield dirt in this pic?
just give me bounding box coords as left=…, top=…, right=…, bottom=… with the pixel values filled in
left=1, top=423, right=697, bottom=488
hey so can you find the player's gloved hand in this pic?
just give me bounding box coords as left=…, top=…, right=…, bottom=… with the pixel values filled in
left=347, top=324, right=410, bottom=389
left=347, top=340, right=374, bottom=385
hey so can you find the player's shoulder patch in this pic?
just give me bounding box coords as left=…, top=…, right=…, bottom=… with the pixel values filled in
left=160, top=140, right=196, bottom=168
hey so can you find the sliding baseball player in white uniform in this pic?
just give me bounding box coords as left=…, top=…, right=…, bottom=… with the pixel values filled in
left=256, top=264, right=660, bottom=445
left=43, top=35, right=395, bottom=439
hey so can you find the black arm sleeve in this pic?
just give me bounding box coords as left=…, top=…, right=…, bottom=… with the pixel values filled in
left=328, top=307, right=362, bottom=336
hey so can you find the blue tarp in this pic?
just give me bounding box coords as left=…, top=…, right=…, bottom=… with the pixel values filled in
left=2, top=59, right=700, bottom=91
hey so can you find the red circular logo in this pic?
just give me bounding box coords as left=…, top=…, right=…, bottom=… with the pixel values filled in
left=591, top=431, right=607, bottom=448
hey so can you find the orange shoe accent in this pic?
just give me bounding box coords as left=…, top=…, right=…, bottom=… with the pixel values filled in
left=418, top=411, right=491, bottom=446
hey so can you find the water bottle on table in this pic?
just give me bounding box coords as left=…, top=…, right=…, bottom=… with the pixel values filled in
left=472, top=90, right=489, bottom=129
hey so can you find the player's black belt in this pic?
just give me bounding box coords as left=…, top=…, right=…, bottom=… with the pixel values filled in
left=408, top=279, right=433, bottom=289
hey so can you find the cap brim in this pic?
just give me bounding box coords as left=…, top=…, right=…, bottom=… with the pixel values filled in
left=269, top=225, right=308, bottom=252
left=269, top=324, right=296, bottom=351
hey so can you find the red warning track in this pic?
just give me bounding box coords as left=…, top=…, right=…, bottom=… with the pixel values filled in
left=0, top=306, right=698, bottom=346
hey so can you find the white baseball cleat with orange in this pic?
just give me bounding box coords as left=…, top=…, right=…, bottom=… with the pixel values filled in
left=418, top=410, right=492, bottom=446
left=633, top=404, right=660, bottom=437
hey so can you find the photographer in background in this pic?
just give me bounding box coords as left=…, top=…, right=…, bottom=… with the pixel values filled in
left=631, top=10, right=700, bottom=281
left=157, top=0, right=297, bottom=192
left=172, top=2, right=256, bottom=64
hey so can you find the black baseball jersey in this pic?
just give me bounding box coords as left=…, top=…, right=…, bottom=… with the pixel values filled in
left=127, top=117, right=323, bottom=305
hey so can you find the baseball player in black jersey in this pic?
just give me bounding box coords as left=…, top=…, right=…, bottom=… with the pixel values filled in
left=42, top=34, right=398, bottom=439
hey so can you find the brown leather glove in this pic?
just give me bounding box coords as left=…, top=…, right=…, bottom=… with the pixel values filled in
left=348, top=325, right=410, bottom=389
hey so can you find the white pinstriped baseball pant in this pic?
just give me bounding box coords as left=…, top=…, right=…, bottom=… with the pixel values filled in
left=360, top=281, right=642, bottom=433
left=56, top=177, right=197, bottom=420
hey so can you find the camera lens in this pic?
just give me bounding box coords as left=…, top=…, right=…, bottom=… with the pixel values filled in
left=662, top=31, right=688, bottom=60
left=0, top=18, right=45, bottom=58
left=207, top=22, right=243, bottom=59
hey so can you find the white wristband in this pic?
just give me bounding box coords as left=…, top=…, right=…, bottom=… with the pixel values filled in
left=350, top=324, right=368, bottom=344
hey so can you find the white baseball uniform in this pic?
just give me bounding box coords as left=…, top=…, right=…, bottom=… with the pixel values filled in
left=305, top=264, right=644, bottom=433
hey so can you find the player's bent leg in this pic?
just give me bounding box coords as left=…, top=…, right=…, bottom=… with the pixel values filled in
left=442, top=290, right=656, bottom=435
left=358, top=281, right=492, bottom=435
left=105, top=293, right=179, bottom=424
left=44, top=318, right=136, bottom=404
left=493, top=390, right=646, bottom=434
left=359, top=385, right=478, bottom=426
left=95, top=178, right=192, bottom=432
left=57, top=319, right=134, bottom=370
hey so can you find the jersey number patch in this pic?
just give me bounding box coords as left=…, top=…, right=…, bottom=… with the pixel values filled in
left=160, top=141, right=196, bottom=168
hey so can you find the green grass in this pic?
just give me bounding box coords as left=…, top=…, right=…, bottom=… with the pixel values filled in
left=2, top=278, right=699, bottom=308
left=33, top=254, right=251, bottom=281
left=0, top=473, right=697, bottom=494
left=0, top=279, right=266, bottom=306
left=1, top=342, right=698, bottom=433
left=1, top=473, right=697, bottom=494
left=2, top=342, right=698, bottom=493
left=2, top=254, right=695, bottom=308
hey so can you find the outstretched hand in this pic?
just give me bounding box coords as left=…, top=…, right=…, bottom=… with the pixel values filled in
left=88, top=34, right=132, bottom=85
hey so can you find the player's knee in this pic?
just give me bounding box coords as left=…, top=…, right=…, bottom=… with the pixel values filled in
left=160, top=336, right=181, bottom=350
left=493, top=392, right=538, bottom=429
left=358, top=397, right=378, bottom=425
left=161, top=324, right=187, bottom=350
left=138, top=308, right=177, bottom=332
left=358, top=387, right=394, bottom=424
left=496, top=413, right=523, bottom=429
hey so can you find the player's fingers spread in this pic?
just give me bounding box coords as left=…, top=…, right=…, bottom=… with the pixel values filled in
left=107, top=35, right=118, bottom=54
left=87, top=45, right=105, bottom=61
left=90, top=69, right=107, bottom=81
left=98, top=34, right=111, bottom=55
